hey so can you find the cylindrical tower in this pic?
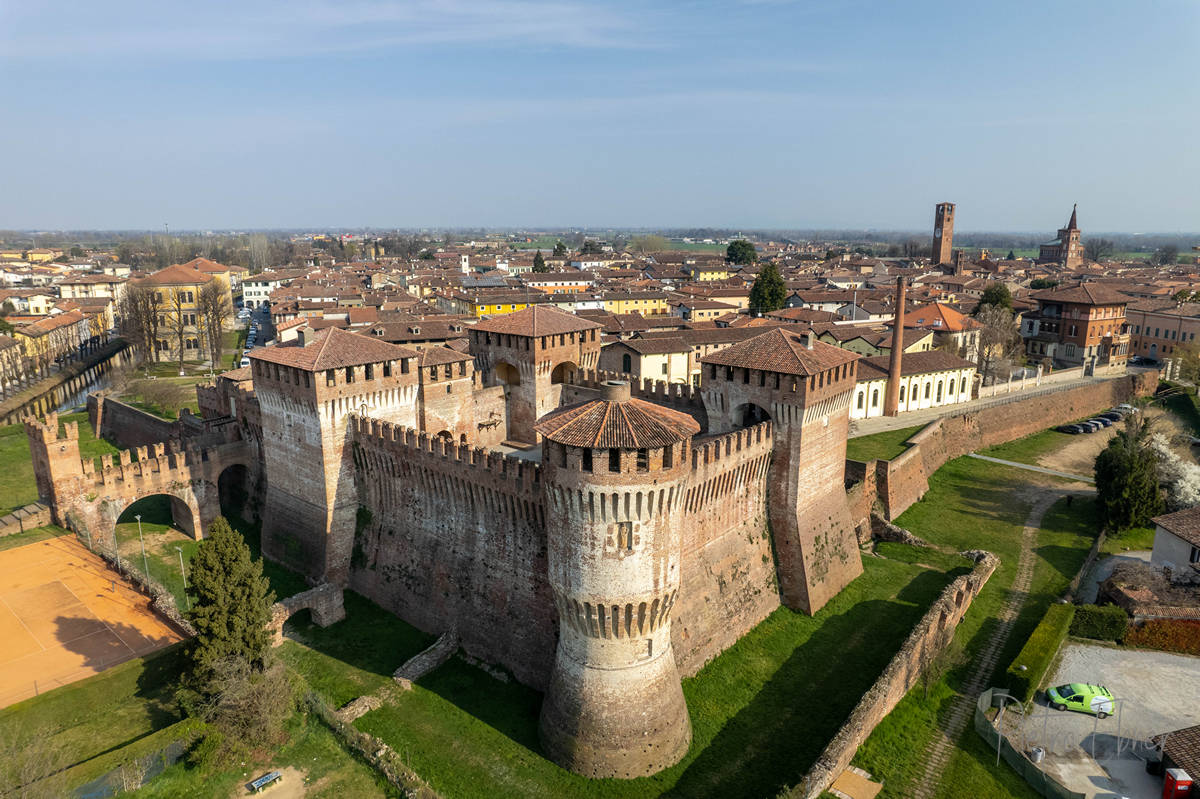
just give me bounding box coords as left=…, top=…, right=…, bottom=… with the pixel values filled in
left=536, top=380, right=700, bottom=779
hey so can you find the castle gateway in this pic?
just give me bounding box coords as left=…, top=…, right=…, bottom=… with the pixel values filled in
left=30, top=306, right=865, bottom=779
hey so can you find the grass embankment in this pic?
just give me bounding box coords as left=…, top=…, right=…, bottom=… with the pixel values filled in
left=853, top=457, right=1099, bottom=799
left=979, top=429, right=1074, bottom=466
left=0, top=411, right=119, bottom=515
left=846, top=424, right=926, bottom=462
left=352, top=555, right=958, bottom=799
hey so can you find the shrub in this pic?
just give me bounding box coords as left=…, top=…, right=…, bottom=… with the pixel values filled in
left=1125, top=618, right=1200, bottom=656
left=1006, top=603, right=1075, bottom=703
left=1069, top=604, right=1129, bottom=641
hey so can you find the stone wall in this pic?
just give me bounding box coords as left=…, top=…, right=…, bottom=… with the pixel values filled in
left=268, top=584, right=345, bottom=645
left=788, top=551, right=1000, bottom=799
left=674, top=423, right=779, bottom=676
left=90, top=393, right=179, bottom=449
left=850, top=371, right=1158, bottom=522
left=561, top=370, right=709, bottom=431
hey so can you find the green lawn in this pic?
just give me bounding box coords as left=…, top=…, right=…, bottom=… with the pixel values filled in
left=979, top=429, right=1074, bottom=466
left=847, top=424, right=926, bottom=462
left=353, top=555, right=958, bottom=799
left=1101, top=526, right=1156, bottom=555
left=277, top=592, right=435, bottom=709
left=0, top=412, right=119, bottom=515
left=0, top=646, right=186, bottom=792
left=853, top=457, right=1098, bottom=798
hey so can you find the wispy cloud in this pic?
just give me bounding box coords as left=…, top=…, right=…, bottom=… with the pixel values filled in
left=0, top=0, right=652, bottom=60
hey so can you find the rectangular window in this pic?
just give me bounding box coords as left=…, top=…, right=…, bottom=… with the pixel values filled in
left=609, top=449, right=621, bottom=472
left=365, top=363, right=374, bottom=380
left=383, top=361, right=392, bottom=377
left=401, top=358, right=409, bottom=374
left=663, top=445, right=673, bottom=468
left=636, top=449, right=648, bottom=472
left=345, top=366, right=354, bottom=383
left=582, top=449, right=593, bottom=472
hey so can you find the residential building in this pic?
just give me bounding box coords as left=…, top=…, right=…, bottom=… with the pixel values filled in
left=599, top=338, right=694, bottom=384
left=1150, top=506, right=1200, bottom=572
left=850, top=350, right=977, bottom=420
left=1022, top=283, right=1130, bottom=368
left=1125, top=300, right=1200, bottom=361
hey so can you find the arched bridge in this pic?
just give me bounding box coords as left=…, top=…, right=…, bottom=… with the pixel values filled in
left=25, top=412, right=257, bottom=549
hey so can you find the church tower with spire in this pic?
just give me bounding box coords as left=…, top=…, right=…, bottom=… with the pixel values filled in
left=1039, top=204, right=1083, bottom=269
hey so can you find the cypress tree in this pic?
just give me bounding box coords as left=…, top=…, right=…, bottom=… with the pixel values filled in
left=1094, top=419, right=1163, bottom=531
left=185, top=517, right=275, bottom=693
left=749, top=262, right=787, bottom=314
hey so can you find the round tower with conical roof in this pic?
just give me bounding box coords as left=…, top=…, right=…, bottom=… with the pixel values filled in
left=536, top=380, right=698, bottom=778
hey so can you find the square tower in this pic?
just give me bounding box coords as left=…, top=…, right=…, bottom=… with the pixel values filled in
left=932, top=202, right=955, bottom=264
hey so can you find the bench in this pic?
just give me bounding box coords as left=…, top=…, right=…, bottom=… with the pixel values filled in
left=248, top=770, right=282, bottom=793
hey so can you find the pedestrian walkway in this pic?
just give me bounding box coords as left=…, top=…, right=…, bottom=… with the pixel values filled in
left=848, top=371, right=1131, bottom=438
left=965, top=453, right=1094, bottom=483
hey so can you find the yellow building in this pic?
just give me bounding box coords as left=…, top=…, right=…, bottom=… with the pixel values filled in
left=601, top=291, right=669, bottom=315
left=139, top=263, right=232, bottom=361
left=23, top=248, right=62, bottom=263
left=683, top=263, right=731, bottom=281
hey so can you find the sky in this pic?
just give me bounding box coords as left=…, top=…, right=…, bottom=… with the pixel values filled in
left=1, top=0, right=1197, bottom=232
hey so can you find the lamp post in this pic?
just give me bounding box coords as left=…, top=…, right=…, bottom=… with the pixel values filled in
left=136, top=514, right=148, bottom=579
left=176, top=546, right=191, bottom=610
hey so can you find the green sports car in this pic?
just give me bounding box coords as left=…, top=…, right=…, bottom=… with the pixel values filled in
left=1046, top=683, right=1115, bottom=718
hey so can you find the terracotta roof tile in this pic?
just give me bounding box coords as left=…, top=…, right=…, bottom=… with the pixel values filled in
left=535, top=388, right=700, bottom=449
left=1152, top=506, right=1200, bottom=548
left=856, top=350, right=977, bottom=381
left=249, top=326, right=418, bottom=371
left=1031, top=282, right=1131, bottom=306
left=472, top=305, right=601, bottom=337
left=700, top=328, right=859, bottom=376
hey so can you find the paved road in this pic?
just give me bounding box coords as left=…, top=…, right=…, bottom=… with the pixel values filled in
left=966, top=453, right=1095, bottom=483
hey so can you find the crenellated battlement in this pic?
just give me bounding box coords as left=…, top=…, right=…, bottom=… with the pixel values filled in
left=684, top=421, right=774, bottom=516
left=23, top=411, right=79, bottom=444
left=348, top=414, right=542, bottom=494
left=689, top=421, right=773, bottom=469
left=568, top=369, right=704, bottom=408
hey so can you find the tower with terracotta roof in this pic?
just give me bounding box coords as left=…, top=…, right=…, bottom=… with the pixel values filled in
left=250, top=327, right=421, bottom=583
left=700, top=328, right=863, bottom=614
left=536, top=380, right=697, bottom=778
left=468, top=305, right=601, bottom=444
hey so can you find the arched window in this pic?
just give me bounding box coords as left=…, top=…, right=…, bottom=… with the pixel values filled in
left=936, top=381, right=943, bottom=402
left=949, top=378, right=956, bottom=396
left=899, top=385, right=906, bottom=402
left=871, top=389, right=879, bottom=408
left=857, top=392, right=864, bottom=409
left=924, top=382, right=931, bottom=399
left=622, top=353, right=632, bottom=373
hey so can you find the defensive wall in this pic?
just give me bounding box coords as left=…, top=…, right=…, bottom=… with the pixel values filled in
left=848, top=371, right=1158, bottom=522
left=89, top=392, right=178, bottom=448
left=347, top=415, right=790, bottom=688
left=789, top=551, right=1000, bottom=799
left=561, top=369, right=709, bottom=431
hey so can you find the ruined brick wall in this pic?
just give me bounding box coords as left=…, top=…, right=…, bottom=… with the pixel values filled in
left=851, top=372, right=1158, bottom=522
left=674, top=423, right=779, bottom=676
left=789, top=552, right=999, bottom=799
left=90, top=394, right=179, bottom=449
left=348, top=418, right=554, bottom=688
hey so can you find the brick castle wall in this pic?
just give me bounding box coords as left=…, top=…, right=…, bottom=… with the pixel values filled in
left=89, top=393, right=179, bottom=449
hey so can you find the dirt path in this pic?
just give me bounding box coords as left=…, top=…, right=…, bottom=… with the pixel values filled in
left=232, top=766, right=307, bottom=798
left=909, top=488, right=1084, bottom=799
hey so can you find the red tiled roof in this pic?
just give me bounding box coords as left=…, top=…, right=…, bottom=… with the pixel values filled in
left=700, top=328, right=859, bottom=376
left=138, top=263, right=216, bottom=287
left=249, top=326, right=418, bottom=371
left=535, top=390, right=699, bottom=449
left=856, top=350, right=977, bottom=381
left=1152, top=506, right=1200, bottom=548
left=472, top=305, right=601, bottom=337
left=1031, top=282, right=1131, bottom=306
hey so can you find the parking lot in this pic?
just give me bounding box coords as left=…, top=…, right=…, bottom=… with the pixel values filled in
left=1001, top=640, right=1200, bottom=798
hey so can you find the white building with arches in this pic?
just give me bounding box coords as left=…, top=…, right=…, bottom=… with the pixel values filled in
left=850, top=350, right=977, bottom=420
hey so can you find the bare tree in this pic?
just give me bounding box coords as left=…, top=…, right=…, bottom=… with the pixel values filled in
left=117, top=284, right=161, bottom=364
left=197, top=280, right=232, bottom=369
left=975, top=303, right=1023, bottom=383
left=160, top=287, right=192, bottom=373
left=1084, top=238, right=1115, bottom=262
left=629, top=234, right=669, bottom=255
left=248, top=234, right=270, bottom=273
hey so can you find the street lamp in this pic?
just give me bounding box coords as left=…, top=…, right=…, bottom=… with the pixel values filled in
left=136, top=514, right=148, bottom=579
left=176, top=546, right=191, bottom=610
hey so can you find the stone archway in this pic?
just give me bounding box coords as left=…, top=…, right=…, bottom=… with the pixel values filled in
left=734, top=402, right=771, bottom=428
left=551, top=361, right=578, bottom=385
left=495, top=361, right=521, bottom=386
left=217, top=463, right=250, bottom=521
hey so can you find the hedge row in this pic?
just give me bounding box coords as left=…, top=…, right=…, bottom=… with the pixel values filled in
left=1069, top=604, right=1129, bottom=641
left=1125, top=618, right=1200, bottom=656
left=1006, top=603, right=1075, bottom=703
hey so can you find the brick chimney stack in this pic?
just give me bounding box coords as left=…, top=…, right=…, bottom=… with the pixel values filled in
left=883, top=276, right=906, bottom=416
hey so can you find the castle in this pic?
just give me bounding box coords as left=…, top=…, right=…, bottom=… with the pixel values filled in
left=26, top=305, right=866, bottom=779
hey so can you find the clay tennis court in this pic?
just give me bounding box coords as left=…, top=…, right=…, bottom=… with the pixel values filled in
left=0, top=533, right=184, bottom=708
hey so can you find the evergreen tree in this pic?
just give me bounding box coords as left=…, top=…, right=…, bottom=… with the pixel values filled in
left=974, top=282, right=1013, bottom=313
left=185, top=517, right=275, bottom=693
left=1094, top=418, right=1163, bottom=532
left=726, top=239, right=757, bottom=265
left=749, top=262, right=787, bottom=314
left=553, top=241, right=567, bottom=256
left=532, top=251, right=548, bottom=272
left=1006, top=250, right=1016, bottom=260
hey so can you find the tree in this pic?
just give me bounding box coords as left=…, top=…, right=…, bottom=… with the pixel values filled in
left=1029, top=278, right=1059, bottom=290
left=117, top=284, right=161, bottom=364
left=726, top=239, right=757, bottom=265
left=184, top=517, right=275, bottom=694
left=1153, top=245, right=1180, bottom=266
left=69, top=245, right=84, bottom=258
left=1177, top=341, right=1200, bottom=383
left=1094, top=417, right=1163, bottom=532
left=1006, top=250, right=1016, bottom=260
left=1084, top=238, right=1115, bottom=262
left=974, top=282, right=1013, bottom=313
left=748, top=262, right=786, bottom=314
left=532, top=251, right=548, bottom=272
left=197, top=280, right=232, bottom=369
left=629, top=234, right=669, bottom=255
left=161, top=287, right=191, bottom=374
left=580, top=240, right=603, bottom=255
left=974, top=303, right=1023, bottom=383
left=248, top=234, right=270, bottom=273
left=553, top=241, right=567, bottom=257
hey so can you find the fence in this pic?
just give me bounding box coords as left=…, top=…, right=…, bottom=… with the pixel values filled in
left=974, top=688, right=1086, bottom=799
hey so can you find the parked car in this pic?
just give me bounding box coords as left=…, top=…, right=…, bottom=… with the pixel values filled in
left=239, top=355, right=251, bottom=368
left=1091, top=417, right=1113, bottom=428
left=1080, top=421, right=1100, bottom=433
left=1045, top=683, right=1115, bottom=718
left=1116, top=403, right=1137, bottom=413
left=1056, top=424, right=1083, bottom=434
left=1099, top=412, right=1123, bottom=422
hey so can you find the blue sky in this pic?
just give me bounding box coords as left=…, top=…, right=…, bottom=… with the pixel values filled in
left=1, top=1, right=1197, bottom=231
